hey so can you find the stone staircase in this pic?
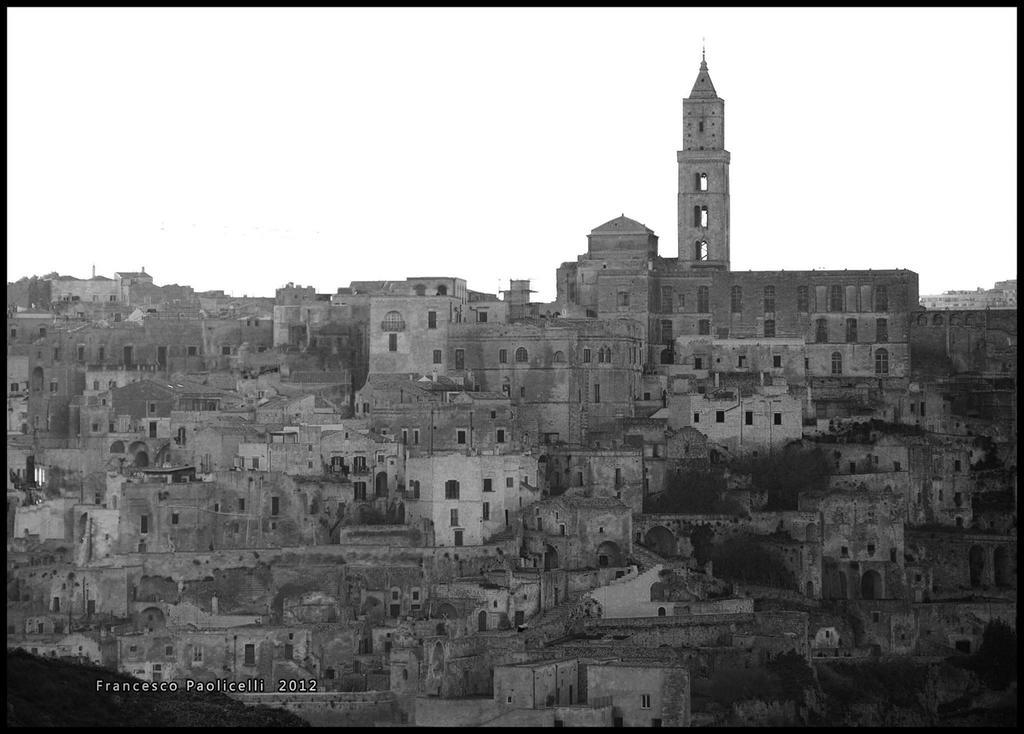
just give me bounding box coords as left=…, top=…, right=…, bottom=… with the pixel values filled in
left=522, top=596, right=585, bottom=646
left=630, top=543, right=670, bottom=572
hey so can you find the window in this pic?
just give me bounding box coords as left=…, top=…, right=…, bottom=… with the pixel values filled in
left=244, top=644, right=255, bottom=666
left=772, top=355, right=782, bottom=368
left=171, top=512, right=179, bottom=525
left=433, top=349, right=442, bottom=364
left=815, top=318, right=828, bottom=343
left=77, top=345, right=85, bottom=361
left=698, top=319, right=710, bottom=335
left=413, top=429, right=420, bottom=445
left=845, top=318, right=858, bottom=342
left=773, top=412, right=782, bottom=425
left=11, top=383, right=18, bottom=392
left=831, top=352, right=843, bottom=375
left=583, top=348, right=591, bottom=363
left=457, top=429, right=467, bottom=445
left=737, top=355, right=747, bottom=368
left=483, top=478, right=493, bottom=493
left=693, top=413, right=701, bottom=423
left=764, top=320, right=776, bottom=338
left=661, top=286, right=673, bottom=313
left=796, top=286, right=809, bottom=313
left=715, top=410, right=725, bottom=423
left=450, top=509, right=459, bottom=526
left=482, top=502, right=490, bottom=521
left=428, top=311, right=437, bottom=329
left=763, top=286, right=775, bottom=313
left=694, top=356, right=703, bottom=369
left=745, top=411, right=753, bottom=425
left=271, top=496, right=280, bottom=515
left=354, top=482, right=367, bottom=501
left=140, top=515, right=149, bottom=534
left=697, top=286, right=709, bottom=312
left=876, top=318, right=888, bottom=343
left=874, top=285, right=888, bottom=311
left=221, top=345, right=231, bottom=356
left=50, top=380, right=59, bottom=393
left=187, top=345, right=197, bottom=357
left=829, top=285, right=844, bottom=312
left=388, top=333, right=397, bottom=351
left=730, top=286, right=742, bottom=313
left=660, top=319, right=673, bottom=344
left=695, top=240, right=709, bottom=261
left=641, top=694, right=651, bottom=709
left=515, top=347, right=528, bottom=363
left=496, top=429, right=505, bottom=443
left=238, top=498, right=245, bottom=512
left=699, top=206, right=708, bottom=227
left=445, top=480, right=460, bottom=499
left=454, top=349, right=464, bottom=370
left=53, top=347, right=60, bottom=361
left=498, top=348, right=507, bottom=364
left=454, top=529, right=463, bottom=546
left=617, top=292, right=630, bottom=307
left=593, top=384, right=600, bottom=403
left=382, top=311, right=404, bottom=330
left=875, top=348, right=889, bottom=374
left=506, top=477, right=514, bottom=488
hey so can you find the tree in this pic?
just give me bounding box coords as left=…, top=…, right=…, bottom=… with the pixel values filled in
left=970, top=619, right=1017, bottom=690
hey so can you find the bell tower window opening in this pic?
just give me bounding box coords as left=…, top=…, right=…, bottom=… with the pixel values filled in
left=695, top=241, right=709, bottom=261
left=700, top=206, right=709, bottom=228
left=696, top=172, right=709, bottom=191
left=698, top=120, right=705, bottom=133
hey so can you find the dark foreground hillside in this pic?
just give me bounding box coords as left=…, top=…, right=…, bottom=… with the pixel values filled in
left=6, top=650, right=309, bottom=727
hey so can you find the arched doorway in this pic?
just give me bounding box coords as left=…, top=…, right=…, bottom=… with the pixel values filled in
left=110, top=440, right=125, bottom=454
left=375, top=471, right=388, bottom=497
left=644, top=526, right=676, bottom=557
left=968, top=545, right=985, bottom=588
left=478, top=610, right=487, bottom=632
left=657, top=607, right=666, bottom=617
left=993, top=547, right=1011, bottom=587
left=128, top=441, right=149, bottom=468
left=544, top=545, right=559, bottom=571
left=860, top=570, right=882, bottom=600
left=596, top=541, right=622, bottom=568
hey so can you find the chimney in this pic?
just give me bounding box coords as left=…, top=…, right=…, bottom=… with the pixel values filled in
left=92, top=264, right=95, bottom=278
left=141, top=266, right=145, bottom=274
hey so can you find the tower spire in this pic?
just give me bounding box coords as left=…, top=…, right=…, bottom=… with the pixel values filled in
left=702, top=37, right=706, bottom=64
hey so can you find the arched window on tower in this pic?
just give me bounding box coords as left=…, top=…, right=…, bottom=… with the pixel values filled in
left=700, top=206, right=709, bottom=228
left=695, top=241, right=708, bottom=261
left=730, top=286, right=742, bottom=313
left=696, top=172, right=708, bottom=191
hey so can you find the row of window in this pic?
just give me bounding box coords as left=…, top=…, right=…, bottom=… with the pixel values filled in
left=694, top=410, right=785, bottom=425
left=650, top=284, right=891, bottom=314
left=815, top=318, right=889, bottom=343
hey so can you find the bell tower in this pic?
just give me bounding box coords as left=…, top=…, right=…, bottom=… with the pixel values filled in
left=677, top=50, right=730, bottom=270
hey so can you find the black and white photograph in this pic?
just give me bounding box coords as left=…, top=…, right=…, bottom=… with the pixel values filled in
left=6, top=6, right=1017, bottom=728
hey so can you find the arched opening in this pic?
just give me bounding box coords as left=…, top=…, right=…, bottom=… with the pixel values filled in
left=544, top=545, right=559, bottom=571
left=435, top=285, right=448, bottom=296
left=139, top=606, right=166, bottom=630
left=643, top=526, right=676, bottom=558
left=478, top=610, right=487, bottom=632
left=515, top=347, right=528, bottom=363
left=434, top=602, right=458, bottom=621
left=805, top=581, right=815, bottom=598
left=657, top=607, right=666, bottom=617
left=430, top=641, right=445, bottom=681
left=110, top=440, right=125, bottom=454
left=993, top=547, right=1011, bottom=587
left=133, top=450, right=149, bottom=468
left=968, top=545, right=985, bottom=588
left=596, top=540, right=622, bottom=568
left=375, top=471, right=388, bottom=497
left=553, top=351, right=565, bottom=363
left=932, top=313, right=944, bottom=326
left=804, top=523, right=818, bottom=542
left=413, top=284, right=426, bottom=296
left=860, top=570, right=882, bottom=600
left=31, top=366, right=44, bottom=392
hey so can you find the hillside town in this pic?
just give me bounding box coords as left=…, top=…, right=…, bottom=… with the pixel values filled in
left=6, top=54, right=1017, bottom=727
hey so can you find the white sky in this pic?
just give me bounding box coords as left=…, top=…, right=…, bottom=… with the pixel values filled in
left=6, top=7, right=1018, bottom=303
